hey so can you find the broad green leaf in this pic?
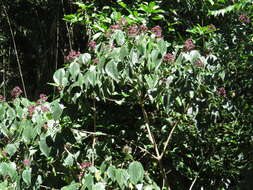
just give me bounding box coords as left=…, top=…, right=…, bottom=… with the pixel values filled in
left=128, top=161, right=144, bottom=185
left=116, top=169, right=128, bottom=189
left=107, top=165, right=117, bottom=182
left=105, top=61, right=119, bottom=81
left=39, top=136, right=51, bottom=157
left=63, top=154, right=74, bottom=167
left=82, top=174, right=94, bottom=190
left=114, top=30, right=125, bottom=46
left=22, top=168, right=31, bottom=186
left=0, top=162, right=17, bottom=180
left=53, top=68, right=67, bottom=86
left=22, top=120, right=37, bottom=144
left=5, top=144, right=17, bottom=157
left=61, top=182, right=79, bottom=190
left=78, top=53, right=91, bottom=65
left=50, top=101, right=63, bottom=120
left=92, top=183, right=105, bottom=190
left=69, top=62, right=80, bottom=80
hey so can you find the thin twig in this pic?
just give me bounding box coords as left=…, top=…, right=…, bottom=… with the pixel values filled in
left=189, top=173, right=199, bottom=190
left=3, top=5, right=27, bottom=98
left=61, top=0, right=72, bottom=50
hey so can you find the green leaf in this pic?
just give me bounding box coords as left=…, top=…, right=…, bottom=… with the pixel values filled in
left=128, top=161, right=144, bottom=185
left=0, top=162, right=17, bottom=180
left=63, top=154, right=74, bottom=167
left=39, top=136, right=51, bottom=157
left=50, top=101, right=63, bottom=120
left=61, top=182, right=79, bottom=190
left=105, top=61, right=119, bottom=81
left=92, top=183, right=105, bottom=190
left=53, top=68, right=68, bottom=86
left=22, top=168, right=31, bottom=186
left=69, top=62, right=80, bottom=80
left=114, top=30, right=125, bottom=46
left=82, top=174, right=94, bottom=190
left=78, top=53, right=91, bottom=65
left=5, top=144, right=17, bottom=157
left=107, top=165, right=117, bottom=182
left=116, top=169, right=128, bottom=188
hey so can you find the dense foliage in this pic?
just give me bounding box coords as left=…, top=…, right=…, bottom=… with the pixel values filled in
left=1, top=0, right=253, bottom=189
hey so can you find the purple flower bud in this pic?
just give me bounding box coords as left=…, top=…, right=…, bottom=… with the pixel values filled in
left=239, top=14, right=250, bottom=23
left=110, top=25, right=121, bottom=30
left=23, top=159, right=31, bottom=166
left=88, top=40, right=96, bottom=49
left=194, top=60, right=204, bottom=67
left=128, top=25, right=139, bottom=36
left=65, top=50, right=81, bottom=61
left=93, top=58, right=99, bottom=64
left=151, top=26, right=162, bottom=38
left=41, top=105, right=49, bottom=113
left=218, top=87, right=226, bottom=97
left=11, top=86, right=22, bottom=98
left=140, top=24, right=148, bottom=33
left=0, top=95, right=5, bottom=102
left=164, top=53, right=175, bottom=62
left=28, top=104, right=36, bottom=118
left=183, top=38, right=195, bottom=51
left=80, top=162, right=92, bottom=170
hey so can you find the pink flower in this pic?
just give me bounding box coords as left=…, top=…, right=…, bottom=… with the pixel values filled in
left=194, top=60, right=204, bottom=67
left=239, top=14, right=250, bottom=23
left=11, top=86, right=23, bottom=98
left=151, top=25, right=162, bottom=38
left=41, top=105, right=49, bottom=113
left=110, top=25, right=121, bottom=30
left=65, top=50, right=81, bottom=61
left=218, top=87, right=226, bottom=97
left=37, top=93, right=48, bottom=104
left=128, top=25, right=139, bottom=36
left=80, top=162, right=92, bottom=170
left=93, top=58, right=100, bottom=64
left=164, top=53, right=175, bottom=62
left=140, top=24, right=148, bottom=33
left=23, top=159, right=31, bottom=166
left=183, top=38, right=195, bottom=51
left=88, top=40, right=96, bottom=49
left=28, top=104, right=36, bottom=118
left=0, top=95, right=5, bottom=102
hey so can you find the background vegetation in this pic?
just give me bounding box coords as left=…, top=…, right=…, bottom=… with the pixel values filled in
left=0, top=0, right=253, bottom=189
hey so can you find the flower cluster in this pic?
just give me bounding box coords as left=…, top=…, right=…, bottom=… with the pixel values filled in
left=28, top=104, right=36, bottom=118
left=139, top=24, right=148, bottom=33
left=164, top=53, right=175, bottom=62
left=79, top=162, right=92, bottom=170
left=0, top=95, right=5, bottom=102
left=41, top=105, right=49, bottom=113
left=183, top=38, right=195, bottom=51
left=239, top=14, right=250, bottom=23
left=128, top=25, right=139, bottom=36
left=11, top=86, right=22, bottom=98
left=110, top=25, right=121, bottom=30
left=37, top=93, right=48, bottom=104
left=23, top=159, right=31, bottom=166
left=93, top=58, right=100, bottom=64
left=65, top=50, right=81, bottom=61
left=88, top=40, right=96, bottom=49
left=151, top=25, right=162, bottom=38
left=218, top=87, right=226, bottom=97
left=194, top=60, right=204, bottom=67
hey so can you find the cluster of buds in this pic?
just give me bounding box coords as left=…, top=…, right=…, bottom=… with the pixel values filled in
left=127, top=24, right=139, bottom=36
left=0, top=95, right=5, bottom=102
left=164, top=53, right=175, bottom=63
left=217, top=87, right=226, bottom=97
left=93, top=58, right=100, bottom=64
left=110, top=25, right=121, bottom=30
left=139, top=24, right=148, bottom=33
left=37, top=93, right=48, bottom=104
left=79, top=162, right=92, bottom=170
left=239, top=14, right=250, bottom=23
left=65, top=50, right=81, bottom=61
left=41, top=105, right=49, bottom=113
left=11, top=86, right=22, bottom=98
left=194, top=60, right=204, bottom=67
left=23, top=159, right=31, bottom=167
left=28, top=104, right=36, bottom=118
left=151, top=25, right=162, bottom=38
left=88, top=40, right=97, bottom=49
left=183, top=38, right=195, bottom=51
